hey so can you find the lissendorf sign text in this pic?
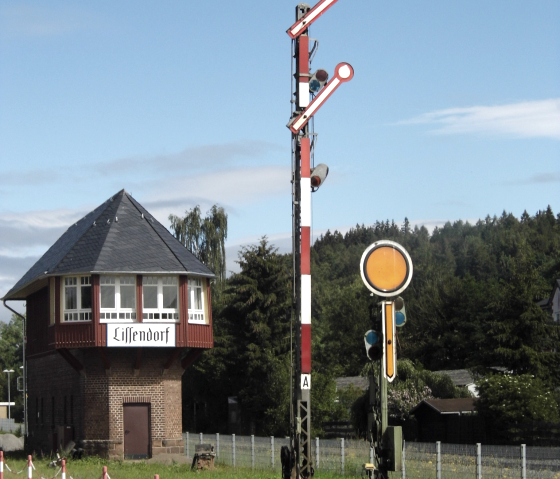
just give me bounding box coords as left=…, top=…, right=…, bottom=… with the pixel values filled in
left=107, top=324, right=176, bottom=347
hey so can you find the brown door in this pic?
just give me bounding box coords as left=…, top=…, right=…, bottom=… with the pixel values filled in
left=123, top=404, right=150, bottom=459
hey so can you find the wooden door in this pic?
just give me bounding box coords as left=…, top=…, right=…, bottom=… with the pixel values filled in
left=123, top=404, right=150, bottom=458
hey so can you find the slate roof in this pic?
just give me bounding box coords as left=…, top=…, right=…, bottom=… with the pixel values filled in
left=433, top=369, right=475, bottom=387
left=410, top=398, right=476, bottom=415
left=335, top=376, right=369, bottom=391
left=3, top=190, right=215, bottom=300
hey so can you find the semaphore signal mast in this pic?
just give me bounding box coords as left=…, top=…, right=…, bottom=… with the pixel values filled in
left=284, top=2, right=353, bottom=478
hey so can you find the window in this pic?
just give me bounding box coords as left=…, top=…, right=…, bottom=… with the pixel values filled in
left=142, top=276, right=179, bottom=321
left=188, top=278, right=205, bottom=324
left=63, top=276, right=91, bottom=322
left=100, top=275, right=137, bottom=322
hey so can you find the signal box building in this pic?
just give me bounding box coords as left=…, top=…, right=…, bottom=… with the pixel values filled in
left=2, top=190, right=215, bottom=459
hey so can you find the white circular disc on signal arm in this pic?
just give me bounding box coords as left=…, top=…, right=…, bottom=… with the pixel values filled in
left=360, top=240, right=413, bottom=297
left=338, top=64, right=351, bottom=79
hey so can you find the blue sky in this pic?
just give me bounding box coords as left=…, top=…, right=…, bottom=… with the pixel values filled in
left=1, top=0, right=559, bottom=321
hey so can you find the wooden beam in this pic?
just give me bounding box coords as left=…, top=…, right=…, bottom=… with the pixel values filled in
left=134, top=348, right=142, bottom=377
left=98, top=348, right=112, bottom=376
left=181, top=348, right=204, bottom=370
left=58, top=349, right=86, bottom=377
left=162, top=349, right=182, bottom=376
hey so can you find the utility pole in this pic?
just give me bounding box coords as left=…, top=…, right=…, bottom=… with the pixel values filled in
left=286, top=2, right=353, bottom=478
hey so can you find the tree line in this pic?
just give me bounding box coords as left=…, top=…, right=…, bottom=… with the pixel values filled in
left=174, top=205, right=560, bottom=440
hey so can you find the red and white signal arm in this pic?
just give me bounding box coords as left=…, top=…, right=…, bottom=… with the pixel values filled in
left=287, top=62, right=354, bottom=134
left=286, top=0, right=342, bottom=39
left=360, top=240, right=413, bottom=297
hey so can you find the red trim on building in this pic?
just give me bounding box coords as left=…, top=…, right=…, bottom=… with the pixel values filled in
left=136, top=275, right=143, bottom=323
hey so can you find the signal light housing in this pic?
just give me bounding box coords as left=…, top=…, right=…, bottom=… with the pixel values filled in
left=364, top=330, right=382, bottom=361
left=394, top=296, right=406, bottom=328
left=309, top=69, right=329, bottom=93
left=310, top=163, right=329, bottom=190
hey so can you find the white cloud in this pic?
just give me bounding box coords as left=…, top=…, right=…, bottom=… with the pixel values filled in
left=0, top=209, right=85, bottom=257
left=142, top=165, right=290, bottom=225
left=399, top=99, right=560, bottom=139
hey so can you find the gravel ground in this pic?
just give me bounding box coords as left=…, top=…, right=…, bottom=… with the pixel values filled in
left=0, top=434, right=24, bottom=452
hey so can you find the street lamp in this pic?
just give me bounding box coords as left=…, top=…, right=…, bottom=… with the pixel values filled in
left=3, top=369, right=14, bottom=419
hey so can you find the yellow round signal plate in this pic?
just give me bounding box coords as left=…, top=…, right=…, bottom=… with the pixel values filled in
left=360, top=240, right=413, bottom=297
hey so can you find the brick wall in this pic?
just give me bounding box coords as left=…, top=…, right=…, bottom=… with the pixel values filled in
left=28, top=347, right=185, bottom=459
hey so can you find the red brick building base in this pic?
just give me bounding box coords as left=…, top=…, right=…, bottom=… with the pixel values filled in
left=27, top=348, right=184, bottom=459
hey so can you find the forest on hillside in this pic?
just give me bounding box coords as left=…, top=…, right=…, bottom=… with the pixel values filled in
left=176, top=206, right=560, bottom=438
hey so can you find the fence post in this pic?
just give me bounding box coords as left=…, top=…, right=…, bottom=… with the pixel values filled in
left=1, top=450, right=4, bottom=479
left=102, top=466, right=107, bottom=479
left=217, top=433, right=220, bottom=459
left=341, top=438, right=345, bottom=476
left=27, top=455, right=32, bottom=479
left=154, top=475, right=159, bottom=479
left=436, top=441, right=441, bottom=479
left=271, top=436, right=275, bottom=468
left=476, top=443, right=482, bottom=479
left=316, top=437, right=320, bottom=469
left=186, top=432, right=189, bottom=458
left=521, top=444, right=526, bottom=479
left=232, top=434, right=236, bottom=468
left=402, top=440, right=406, bottom=479
left=61, top=459, right=66, bottom=479
left=200, top=432, right=203, bottom=444
left=251, top=435, right=255, bottom=470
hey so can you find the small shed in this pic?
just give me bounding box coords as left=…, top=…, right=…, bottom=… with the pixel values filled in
left=410, top=398, right=485, bottom=444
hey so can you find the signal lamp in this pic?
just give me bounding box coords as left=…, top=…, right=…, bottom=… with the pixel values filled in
left=364, top=329, right=382, bottom=361
left=309, top=69, right=329, bottom=93
left=310, top=163, right=329, bottom=190
left=394, top=296, right=406, bottom=328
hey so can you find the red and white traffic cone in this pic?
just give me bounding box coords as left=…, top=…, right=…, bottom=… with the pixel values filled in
left=27, top=455, right=32, bottom=479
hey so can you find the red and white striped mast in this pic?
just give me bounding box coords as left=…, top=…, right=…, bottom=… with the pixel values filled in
left=287, top=2, right=353, bottom=477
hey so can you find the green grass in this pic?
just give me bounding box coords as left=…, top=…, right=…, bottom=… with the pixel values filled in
left=0, top=454, right=356, bottom=479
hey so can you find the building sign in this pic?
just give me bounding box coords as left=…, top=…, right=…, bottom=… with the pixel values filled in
left=107, top=324, right=176, bottom=347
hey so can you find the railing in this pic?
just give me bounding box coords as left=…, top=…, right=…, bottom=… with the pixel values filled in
left=184, top=432, right=560, bottom=478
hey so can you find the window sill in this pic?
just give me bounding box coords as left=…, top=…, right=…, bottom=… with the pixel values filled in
left=142, top=319, right=179, bottom=324
left=61, top=321, right=93, bottom=325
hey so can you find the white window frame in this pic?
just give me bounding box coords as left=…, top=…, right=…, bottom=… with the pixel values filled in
left=99, top=275, right=138, bottom=323
left=62, top=275, right=92, bottom=322
left=188, top=278, right=206, bottom=324
left=142, top=275, right=179, bottom=323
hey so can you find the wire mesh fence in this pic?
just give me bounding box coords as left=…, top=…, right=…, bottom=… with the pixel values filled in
left=184, top=432, right=560, bottom=478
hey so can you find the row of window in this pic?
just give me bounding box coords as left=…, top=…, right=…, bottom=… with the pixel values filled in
left=61, top=275, right=205, bottom=324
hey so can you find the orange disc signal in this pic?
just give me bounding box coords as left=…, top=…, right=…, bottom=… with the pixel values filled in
left=360, top=240, right=413, bottom=297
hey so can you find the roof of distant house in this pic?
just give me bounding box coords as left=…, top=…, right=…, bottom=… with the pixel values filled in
left=3, top=189, right=215, bottom=301
left=335, top=376, right=369, bottom=391
left=433, top=369, right=475, bottom=387
left=411, top=398, right=476, bottom=415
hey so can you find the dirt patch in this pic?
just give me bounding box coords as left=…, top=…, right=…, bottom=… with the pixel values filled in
left=144, top=453, right=191, bottom=465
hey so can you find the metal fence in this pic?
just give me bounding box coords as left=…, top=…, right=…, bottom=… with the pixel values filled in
left=0, top=418, right=21, bottom=433
left=184, top=432, right=560, bottom=478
